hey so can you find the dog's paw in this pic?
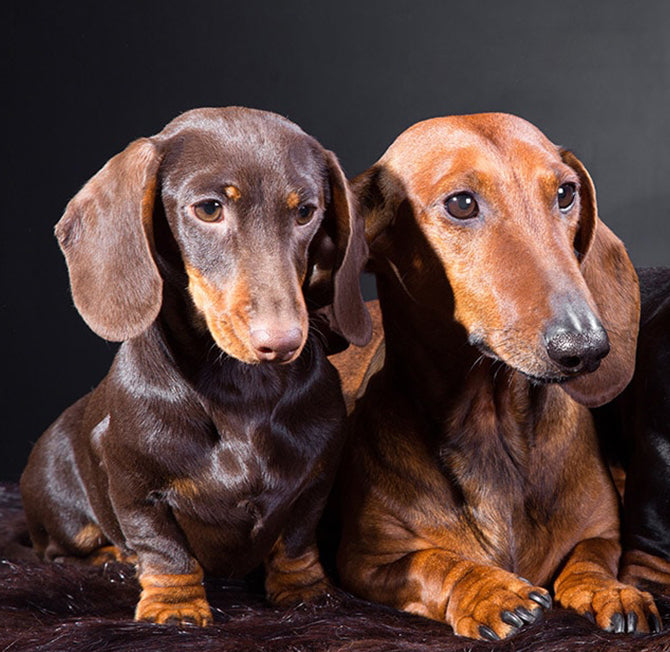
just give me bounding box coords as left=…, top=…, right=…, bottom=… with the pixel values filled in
left=555, top=576, right=660, bottom=633
left=620, top=549, right=670, bottom=598
left=136, top=570, right=212, bottom=626
left=444, top=567, right=551, bottom=640
left=87, top=544, right=138, bottom=566
left=267, top=574, right=334, bottom=607
left=265, top=539, right=334, bottom=607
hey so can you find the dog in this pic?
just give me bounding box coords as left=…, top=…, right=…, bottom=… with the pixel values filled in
left=334, top=113, right=661, bottom=640
left=593, top=267, right=670, bottom=590
left=20, top=107, right=371, bottom=626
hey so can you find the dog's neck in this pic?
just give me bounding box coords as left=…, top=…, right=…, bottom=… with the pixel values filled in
left=375, top=270, right=548, bottom=433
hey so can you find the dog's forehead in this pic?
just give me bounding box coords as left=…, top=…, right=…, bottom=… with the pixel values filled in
left=381, top=113, right=566, bottom=197
left=157, top=108, right=325, bottom=192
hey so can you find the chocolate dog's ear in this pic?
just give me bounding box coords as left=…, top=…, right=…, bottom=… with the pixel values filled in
left=560, top=150, right=640, bottom=407
left=55, top=138, right=163, bottom=341
left=311, top=151, right=371, bottom=347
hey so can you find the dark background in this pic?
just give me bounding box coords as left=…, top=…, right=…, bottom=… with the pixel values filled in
left=3, top=1, right=669, bottom=481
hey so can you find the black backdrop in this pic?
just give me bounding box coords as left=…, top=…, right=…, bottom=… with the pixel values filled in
left=3, top=0, right=669, bottom=481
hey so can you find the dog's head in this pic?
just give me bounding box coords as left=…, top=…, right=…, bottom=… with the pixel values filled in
left=56, top=107, right=371, bottom=364
left=355, top=113, right=639, bottom=406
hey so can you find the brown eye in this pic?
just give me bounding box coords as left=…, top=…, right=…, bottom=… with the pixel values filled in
left=194, top=200, right=223, bottom=222
left=296, top=204, right=316, bottom=225
left=445, top=193, right=478, bottom=219
left=557, top=183, right=576, bottom=211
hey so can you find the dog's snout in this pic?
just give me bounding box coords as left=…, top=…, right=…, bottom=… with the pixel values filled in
left=545, top=321, right=610, bottom=375
left=249, top=327, right=303, bottom=363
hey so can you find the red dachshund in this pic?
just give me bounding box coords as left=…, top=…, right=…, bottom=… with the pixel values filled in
left=334, top=113, right=660, bottom=639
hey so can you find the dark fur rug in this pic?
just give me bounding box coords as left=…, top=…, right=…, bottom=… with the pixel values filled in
left=2, top=484, right=670, bottom=651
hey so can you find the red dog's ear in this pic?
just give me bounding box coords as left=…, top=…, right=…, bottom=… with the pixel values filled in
left=310, top=151, right=371, bottom=347
left=55, top=138, right=163, bottom=341
left=560, top=150, right=640, bottom=407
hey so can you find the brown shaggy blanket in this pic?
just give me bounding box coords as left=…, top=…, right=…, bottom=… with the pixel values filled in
left=2, top=482, right=670, bottom=651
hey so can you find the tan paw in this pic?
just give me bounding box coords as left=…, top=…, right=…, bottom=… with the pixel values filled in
left=136, top=570, right=212, bottom=626
left=265, top=537, right=332, bottom=607
left=556, top=577, right=660, bottom=633
left=87, top=545, right=138, bottom=566
left=267, top=576, right=333, bottom=607
left=446, top=567, right=552, bottom=640
left=135, top=595, right=212, bottom=626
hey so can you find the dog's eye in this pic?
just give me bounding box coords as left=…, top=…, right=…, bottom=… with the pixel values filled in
left=557, top=183, right=576, bottom=211
left=296, top=204, right=316, bottom=225
left=194, top=200, right=223, bottom=223
left=445, top=193, right=478, bottom=220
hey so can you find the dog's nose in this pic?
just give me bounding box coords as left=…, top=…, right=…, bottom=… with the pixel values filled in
left=249, top=327, right=304, bottom=363
left=545, top=322, right=610, bottom=374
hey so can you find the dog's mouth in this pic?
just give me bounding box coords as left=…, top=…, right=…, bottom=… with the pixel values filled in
left=468, top=334, right=589, bottom=385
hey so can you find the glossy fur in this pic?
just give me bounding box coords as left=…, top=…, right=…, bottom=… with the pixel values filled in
left=20, top=107, right=371, bottom=626
left=594, top=267, right=670, bottom=590
left=334, top=113, right=660, bottom=640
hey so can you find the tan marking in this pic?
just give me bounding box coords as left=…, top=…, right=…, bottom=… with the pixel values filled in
left=170, top=477, right=200, bottom=499
left=265, top=535, right=330, bottom=606
left=136, top=564, right=212, bottom=625
left=140, top=564, right=204, bottom=588
left=185, top=262, right=308, bottom=364
left=87, top=545, right=138, bottom=566
left=286, top=191, right=301, bottom=209
left=224, top=185, right=241, bottom=201
left=73, top=523, right=105, bottom=551
left=185, top=262, right=257, bottom=363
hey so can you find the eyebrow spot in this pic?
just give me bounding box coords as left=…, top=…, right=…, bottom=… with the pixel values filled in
left=287, top=191, right=301, bottom=209
left=224, top=185, right=241, bottom=201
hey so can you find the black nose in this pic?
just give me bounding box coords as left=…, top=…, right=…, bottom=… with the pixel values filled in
left=545, top=324, right=610, bottom=374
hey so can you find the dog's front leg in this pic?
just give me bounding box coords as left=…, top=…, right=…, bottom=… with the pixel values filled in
left=554, top=536, right=660, bottom=632
left=108, top=475, right=213, bottom=626
left=343, top=547, right=552, bottom=640
left=264, top=470, right=336, bottom=607
left=264, top=535, right=331, bottom=607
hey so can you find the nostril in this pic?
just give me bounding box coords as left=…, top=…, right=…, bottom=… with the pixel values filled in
left=562, top=356, right=582, bottom=370
left=545, top=325, right=610, bottom=374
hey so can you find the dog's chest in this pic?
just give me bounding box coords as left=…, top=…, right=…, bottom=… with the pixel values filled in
left=442, top=385, right=574, bottom=579
left=168, top=409, right=321, bottom=520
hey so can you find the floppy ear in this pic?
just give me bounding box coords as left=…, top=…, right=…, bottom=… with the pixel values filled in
left=310, top=151, right=371, bottom=347
left=560, top=150, right=640, bottom=407
left=352, top=165, right=397, bottom=248
left=55, top=138, right=163, bottom=341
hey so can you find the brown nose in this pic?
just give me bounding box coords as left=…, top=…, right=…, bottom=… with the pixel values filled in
left=249, top=327, right=304, bottom=363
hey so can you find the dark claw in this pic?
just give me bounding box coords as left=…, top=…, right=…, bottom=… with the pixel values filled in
left=529, top=590, right=552, bottom=610
left=626, top=611, right=638, bottom=633
left=501, top=610, right=524, bottom=629
left=516, top=606, right=540, bottom=624
left=608, top=612, right=625, bottom=633
left=479, top=625, right=501, bottom=641
left=650, top=613, right=662, bottom=633
left=584, top=611, right=596, bottom=624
